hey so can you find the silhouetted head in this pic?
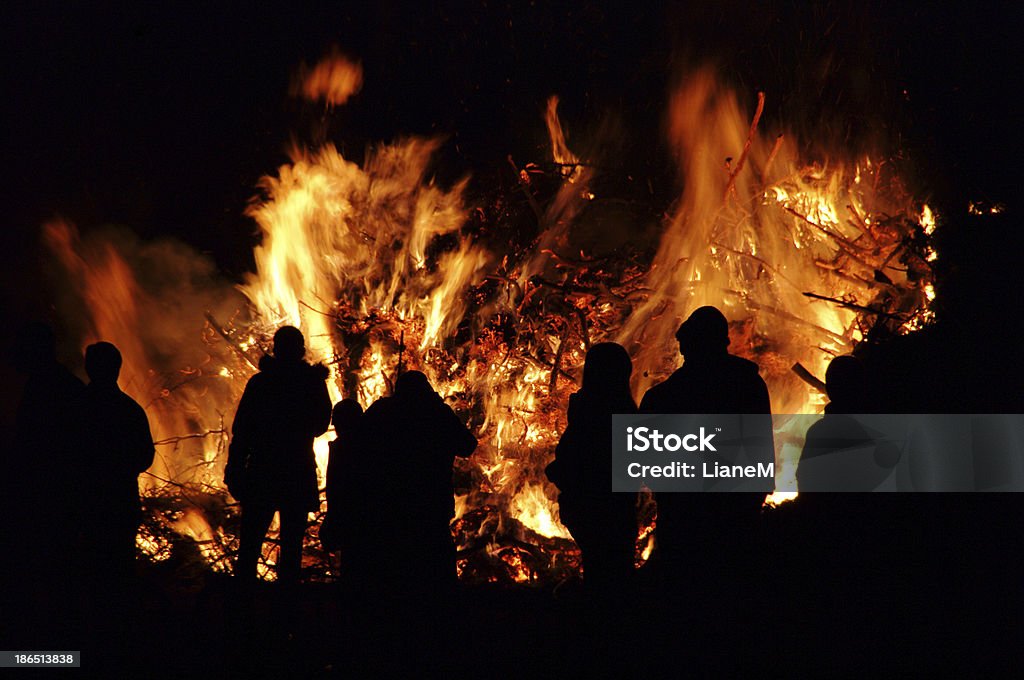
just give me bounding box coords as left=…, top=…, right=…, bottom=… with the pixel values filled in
left=85, top=341, right=122, bottom=385
left=12, top=322, right=57, bottom=373
left=332, top=398, right=363, bottom=432
left=394, top=370, right=435, bottom=401
left=582, top=342, right=633, bottom=398
left=675, top=306, right=729, bottom=358
left=272, top=326, right=305, bottom=362
left=825, top=355, right=867, bottom=411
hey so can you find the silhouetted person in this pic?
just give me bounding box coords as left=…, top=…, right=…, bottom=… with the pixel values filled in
left=639, top=307, right=773, bottom=598
left=798, top=355, right=897, bottom=491
left=361, top=370, right=476, bottom=591
left=5, top=322, right=85, bottom=646
left=820, top=354, right=869, bottom=413
left=227, top=326, right=331, bottom=584
left=546, top=343, right=638, bottom=597
left=350, top=371, right=475, bottom=672
left=790, top=354, right=899, bottom=661
left=79, top=341, right=155, bottom=579
left=322, top=398, right=365, bottom=570
left=9, top=323, right=85, bottom=528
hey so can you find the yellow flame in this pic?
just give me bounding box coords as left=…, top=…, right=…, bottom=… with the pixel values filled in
left=920, top=204, right=936, bottom=234
left=545, top=96, right=581, bottom=183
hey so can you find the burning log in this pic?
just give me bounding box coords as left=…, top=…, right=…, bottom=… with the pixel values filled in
left=791, top=363, right=827, bottom=393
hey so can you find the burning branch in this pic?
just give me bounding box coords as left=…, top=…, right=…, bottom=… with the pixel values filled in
left=726, top=293, right=848, bottom=344
left=153, top=429, right=228, bottom=447
left=791, top=362, right=827, bottom=393
left=801, top=292, right=905, bottom=319
left=725, top=91, right=765, bottom=202
left=549, top=322, right=569, bottom=394
left=507, top=155, right=544, bottom=221
left=576, top=307, right=591, bottom=351
left=203, top=312, right=259, bottom=371
left=761, top=133, right=784, bottom=185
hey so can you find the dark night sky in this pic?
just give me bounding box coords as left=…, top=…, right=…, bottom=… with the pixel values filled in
left=1, top=1, right=1020, bottom=323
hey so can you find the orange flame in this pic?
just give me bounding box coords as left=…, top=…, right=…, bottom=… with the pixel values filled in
left=297, top=50, right=363, bottom=106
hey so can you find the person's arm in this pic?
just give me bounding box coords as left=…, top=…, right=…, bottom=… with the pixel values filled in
left=311, top=379, right=332, bottom=438
left=455, top=419, right=477, bottom=458
left=547, top=431, right=572, bottom=490
left=325, top=439, right=341, bottom=513
left=747, top=377, right=776, bottom=492
left=133, top=402, right=156, bottom=475
left=225, top=377, right=260, bottom=493
left=638, top=385, right=658, bottom=414
left=441, top=404, right=477, bottom=458
left=231, top=377, right=259, bottom=441
left=549, top=393, right=590, bottom=491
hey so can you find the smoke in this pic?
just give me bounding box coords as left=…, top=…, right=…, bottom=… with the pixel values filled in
left=43, top=219, right=248, bottom=488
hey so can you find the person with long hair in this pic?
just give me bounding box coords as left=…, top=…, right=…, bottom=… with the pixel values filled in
left=547, top=342, right=638, bottom=596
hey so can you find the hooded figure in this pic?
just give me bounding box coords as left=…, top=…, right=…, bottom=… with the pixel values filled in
left=228, top=326, right=331, bottom=583
left=360, top=370, right=476, bottom=590
left=546, top=342, right=638, bottom=595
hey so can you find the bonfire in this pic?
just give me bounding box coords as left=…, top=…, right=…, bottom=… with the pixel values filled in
left=45, top=54, right=936, bottom=584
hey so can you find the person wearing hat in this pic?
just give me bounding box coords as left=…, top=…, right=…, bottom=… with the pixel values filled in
left=639, top=306, right=774, bottom=615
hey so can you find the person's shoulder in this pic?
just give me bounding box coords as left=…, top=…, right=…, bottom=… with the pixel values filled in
left=644, top=375, right=673, bottom=396
left=239, top=371, right=268, bottom=401
left=245, top=367, right=269, bottom=387
left=363, top=396, right=394, bottom=417
left=435, top=396, right=463, bottom=420
left=42, top=362, right=85, bottom=397
left=643, top=370, right=684, bottom=398
left=125, top=391, right=149, bottom=417
left=812, top=412, right=869, bottom=438
left=566, top=390, right=583, bottom=417
left=107, top=388, right=148, bottom=417
left=724, top=353, right=759, bottom=372
left=306, top=362, right=329, bottom=382
left=59, top=364, right=86, bottom=389
left=724, top=354, right=765, bottom=382
left=639, top=377, right=673, bottom=412
left=803, top=416, right=829, bottom=440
